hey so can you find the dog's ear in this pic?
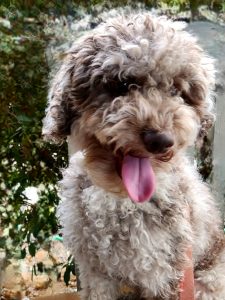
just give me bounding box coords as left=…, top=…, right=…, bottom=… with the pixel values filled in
left=174, top=55, right=215, bottom=138
left=42, top=38, right=95, bottom=143
left=42, top=61, right=77, bottom=143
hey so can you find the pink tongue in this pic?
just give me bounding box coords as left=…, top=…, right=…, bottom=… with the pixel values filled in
left=121, top=155, right=156, bottom=203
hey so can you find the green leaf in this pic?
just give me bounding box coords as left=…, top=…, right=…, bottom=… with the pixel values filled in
left=71, top=265, right=76, bottom=276
left=32, top=223, right=41, bottom=238
left=28, top=243, right=36, bottom=257
left=32, top=264, right=37, bottom=279
left=20, top=248, right=26, bottom=259
left=17, top=114, right=31, bottom=123
left=37, top=262, right=44, bottom=273
left=64, top=266, right=71, bottom=286
left=33, top=264, right=37, bottom=276
left=0, top=237, right=6, bottom=248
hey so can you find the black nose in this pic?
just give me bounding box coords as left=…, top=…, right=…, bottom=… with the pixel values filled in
left=142, top=130, right=174, bottom=154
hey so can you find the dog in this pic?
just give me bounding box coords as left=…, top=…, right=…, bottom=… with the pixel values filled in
left=43, top=13, right=225, bottom=300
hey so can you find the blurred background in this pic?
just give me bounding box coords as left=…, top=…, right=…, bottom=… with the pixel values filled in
left=0, top=1, right=225, bottom=299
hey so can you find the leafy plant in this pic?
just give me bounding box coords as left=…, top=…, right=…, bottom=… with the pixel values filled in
left=0, top=4, right=68, bottom=259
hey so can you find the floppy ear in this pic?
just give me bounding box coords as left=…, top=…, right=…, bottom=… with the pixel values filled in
left=42, top=38, right=95, bottom=143
left=42, top=61, right=77, bottom=143
left=174, top=55, right=215, bottom=138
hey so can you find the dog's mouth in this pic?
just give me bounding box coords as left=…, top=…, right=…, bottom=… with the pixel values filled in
left=116, top=154, right=156, bottom=203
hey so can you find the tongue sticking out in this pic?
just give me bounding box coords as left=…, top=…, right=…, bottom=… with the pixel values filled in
left=121, top=155, right=156, bottom=203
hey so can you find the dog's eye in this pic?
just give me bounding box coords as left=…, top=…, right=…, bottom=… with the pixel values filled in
left=105, top=78, right=138, bottom=97
left=117, top=81, right=130, bottom=96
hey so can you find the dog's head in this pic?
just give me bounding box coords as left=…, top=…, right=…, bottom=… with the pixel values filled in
left=43, top=14, right=215, bottom=201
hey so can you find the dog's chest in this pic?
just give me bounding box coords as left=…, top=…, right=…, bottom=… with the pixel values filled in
left=78, top=185, right=191, bottom=278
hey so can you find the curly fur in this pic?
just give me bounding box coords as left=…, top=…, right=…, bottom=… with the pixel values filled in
left=43, top=13, right=225, bottom=300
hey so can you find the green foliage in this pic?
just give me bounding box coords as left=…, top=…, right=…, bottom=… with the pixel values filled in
left=0, top=4, right=68, bottom=259
left=63, top=254, right=80, bottom=289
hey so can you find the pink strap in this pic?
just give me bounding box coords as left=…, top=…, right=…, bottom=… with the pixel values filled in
left=179, top=247, right=195, bottom=300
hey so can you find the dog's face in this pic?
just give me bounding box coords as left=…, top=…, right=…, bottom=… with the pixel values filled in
left=43, top=14, right=215, bottom=201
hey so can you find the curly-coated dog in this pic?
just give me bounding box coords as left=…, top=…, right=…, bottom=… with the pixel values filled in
left=43, top=13, right=225, bottom=300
